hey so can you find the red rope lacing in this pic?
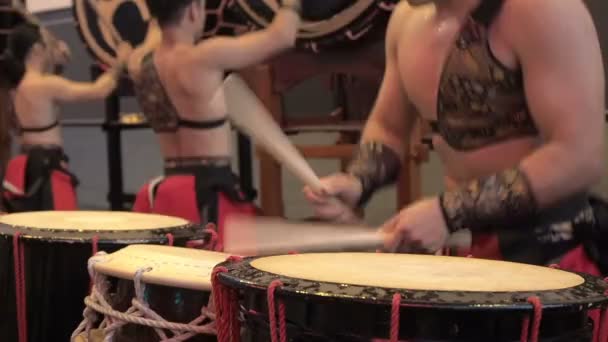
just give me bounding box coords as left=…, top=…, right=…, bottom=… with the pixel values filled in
left=186, top=228, right=218, bottom=251
left=166, top=233, right=174, bottom=246
left=520, top=296, right=543, bottom=342
left=267, top=280, right=287, bottom=342
left=90, top=235, right=100, bottom=289
left=91, top=235, right=99, bottom=256
left=212, top=256, right=243, bottom=342
left=212, top=266, right=231, bottom=342
left=13, top=233, right=27, bottom=342
left=204, top=224, right=219, bottom=251
left=390, top=293, right=402, bottom=342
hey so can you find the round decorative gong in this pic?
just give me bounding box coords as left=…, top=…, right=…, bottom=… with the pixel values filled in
left=72, top=0, right=247, bottom=66
left=233, top=0, right=391, bottom=53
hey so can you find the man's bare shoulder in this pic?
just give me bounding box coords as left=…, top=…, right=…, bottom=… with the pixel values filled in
left=390, top=1, right=415, bottom=27
left=386, top=1, right=415, bottom=47
left=498, top=0, right=594, bottom=41
left=18, top=75, right=54, bottom=97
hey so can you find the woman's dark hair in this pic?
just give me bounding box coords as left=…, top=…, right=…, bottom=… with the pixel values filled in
left=145, top=0, right=198, bottom=27
left=0, top=22, right=42, bottom=89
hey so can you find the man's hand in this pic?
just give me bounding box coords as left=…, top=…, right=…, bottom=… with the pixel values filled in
left=303, top=172, right=362, bottom=221
left=116, top=42, right=134, bottom=66
left=380, top=197, right=449, bottom=254
left=282, top=0, right=302, bottom=12
left=53, top=39, right=71, bottom=66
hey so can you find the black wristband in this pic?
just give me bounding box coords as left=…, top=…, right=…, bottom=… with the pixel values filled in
left=439, top=168, right=539, bottom=233
left=347, top=141, right=401, bottom=207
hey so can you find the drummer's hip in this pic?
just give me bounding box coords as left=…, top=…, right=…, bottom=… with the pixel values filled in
left=452, top=195, right=607, bottom=275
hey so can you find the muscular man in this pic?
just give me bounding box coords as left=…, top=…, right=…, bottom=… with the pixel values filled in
left=0, top=22, right=131, bottom=211
left=128, top=0, right=301, bottom=242
left=306, top=0, right=606, bottom=275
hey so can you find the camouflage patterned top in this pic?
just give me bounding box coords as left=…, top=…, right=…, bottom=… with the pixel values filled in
left=432, top=0, right=537, bottom=151
left=133, top=52, right=227, bottom=133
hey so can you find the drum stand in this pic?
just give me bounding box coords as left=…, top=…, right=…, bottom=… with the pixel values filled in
left=239, top=43, right=430, bottom=217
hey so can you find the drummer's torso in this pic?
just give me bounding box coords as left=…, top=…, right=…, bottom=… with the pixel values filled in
left=134, top=45, right=231, bottom=159
left=13, top=74, right=64, bottom=147
left=391, top=1, right=539, bottom=186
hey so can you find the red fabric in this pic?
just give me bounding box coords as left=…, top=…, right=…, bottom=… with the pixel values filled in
left=3, top=155, right=27, bottom=197
left=50, top=169, right=77, bottom=210
left=133, top=175, right=200, bottom=222
left=133, top=175, right=256, bottom=248
left=3, top=154, right=77, bottom=210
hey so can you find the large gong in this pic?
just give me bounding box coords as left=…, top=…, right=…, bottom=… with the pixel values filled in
left=233, top=0, right=391, bottom=53
left=72, top=0, right=247, bottom=66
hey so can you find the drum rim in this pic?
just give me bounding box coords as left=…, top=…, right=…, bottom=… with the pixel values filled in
left=0, top=222, right=203, bottom=242
left=216, top=256, right=608, bottom=311
left=92, top=245, right=229, bottom=290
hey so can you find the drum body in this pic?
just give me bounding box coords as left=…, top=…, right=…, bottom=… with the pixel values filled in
left=72, top=0, right=247, bottom=67
left=0, top=211, right=206, bottom=342
left=214, top=253, right=608, bottom=341
left=73, top=244, right=229, bottom=341
left=232, top=0, right=390, bottom=53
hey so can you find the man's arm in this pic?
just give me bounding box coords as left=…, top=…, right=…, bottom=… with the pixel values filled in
left=346, top=3, right=418, bottom=205
left=186, top=5, right=301, bottom=71
left=440, top=0, right=605, bottom=232
left=40, top=70, right=121, bottom=102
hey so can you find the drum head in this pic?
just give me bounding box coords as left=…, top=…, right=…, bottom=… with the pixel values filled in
left=0, top=211, right=199, bottom=242
left=233, top=0, right=389, bottom=52
left=93, top=244, right=229, bottom=290
left=0, top=211, right=188, bottom=230
left=218, top=253, right=608, bottom=309
left=72, top=0, right=247, bottom=66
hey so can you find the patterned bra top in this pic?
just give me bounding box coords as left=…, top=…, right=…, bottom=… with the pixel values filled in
left=133, top=52, right=227, bottom=133
left=431, top=0, right=538, bottom=151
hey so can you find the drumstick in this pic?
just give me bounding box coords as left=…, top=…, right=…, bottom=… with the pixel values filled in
left=223, top=216, right=471, bottom=256
left=220, top=74, right=359, bottom=222
left=224, top=215, right=383, bottom=256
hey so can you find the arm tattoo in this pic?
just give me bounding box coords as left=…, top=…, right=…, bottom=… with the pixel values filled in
left=347, top=141, right=401, bottom=206
left=439, top=168, right=539, bottom=232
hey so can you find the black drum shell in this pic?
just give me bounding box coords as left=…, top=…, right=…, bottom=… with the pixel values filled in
left=100, top=274, right=217, bottom=342
left=216, top=257, right=608, bottom=341
left=0, top=223, right=206, bottom=342
left=231, top=0, right=390, bottom=53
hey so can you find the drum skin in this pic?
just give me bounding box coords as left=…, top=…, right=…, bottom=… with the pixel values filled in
left=215, top=254, right=608, bottom=341
left=232, top=0, right=391, bottom=53
left=0, top=221, right=206, bottom=342
left=72, top=0, right=247, bottom=67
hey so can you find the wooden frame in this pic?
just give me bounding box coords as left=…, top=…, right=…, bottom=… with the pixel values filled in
left=239, top=46, right=428, bottom=217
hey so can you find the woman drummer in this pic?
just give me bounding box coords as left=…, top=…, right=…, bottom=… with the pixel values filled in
left=0, top=22, right=132, bottom=211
